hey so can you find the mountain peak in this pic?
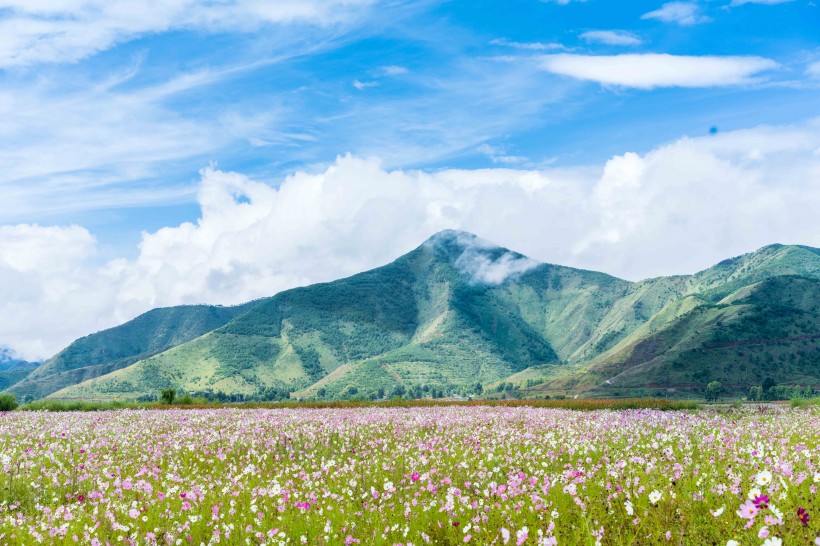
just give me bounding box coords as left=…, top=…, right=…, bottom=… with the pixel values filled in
left=422, top=229, right=541, bottom=285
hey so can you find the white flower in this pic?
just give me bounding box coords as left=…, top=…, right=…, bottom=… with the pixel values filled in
left=747, top=487, right=761, bottom=500
left=769, top=504, right=783, bottom=520
left=649, top=490, right=662, bottom=505
left=563, top=483, right=577, bottom=496
left=762, top=538, right=782, bottom=546
left=625, top=500, right=634, bottom=516
left=726, top=541, right=739, bottom=546
left=756, top=470, right=773, bottom=486
left=711, top=506, right=725, bottom=517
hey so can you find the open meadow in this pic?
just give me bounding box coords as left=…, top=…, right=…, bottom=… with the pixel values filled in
left=0, top=405, right=819, bottom=545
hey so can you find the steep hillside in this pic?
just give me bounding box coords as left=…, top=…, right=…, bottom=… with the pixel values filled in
left=8, top=303, right=255, bottom=399
left=541, top=275, right=820, bottom=398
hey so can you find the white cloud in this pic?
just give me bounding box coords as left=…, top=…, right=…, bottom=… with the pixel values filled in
left=807, top=61, right=820, bottom=78
left=490, top=38, right=566, bottom=51
left=539, top=53, right=777, bottom=89
left=579, top=30, right=642, bottom=46
left=3, top=120, right=820, bottom=360
left=730, top=0, right=794, bottom=5
left=642, top=2, right=710, bottom=25
left=476, top=144, right=527, bottom=164
left=0, top=0, right=376, bottom=68
left=379, top=65, right=408, bottom=76
left=352, top=79, right=379, bottom=90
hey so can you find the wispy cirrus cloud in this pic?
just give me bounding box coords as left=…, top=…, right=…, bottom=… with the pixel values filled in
left=579, top=30, right=642, bottom=46
left=730, top=0, right=794, bottom=5
left=539, top=53, right=777, bottom=89
left=490, top=38, right=566, bottom=51
left=641, top=2, right=711, bottom=25
left=0, top=0, right=377, bottom=68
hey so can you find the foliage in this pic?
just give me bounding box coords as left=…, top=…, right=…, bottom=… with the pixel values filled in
left=0, top=393, right=17, bottom=411
left=160, top=388, right=176, bottom=404
left=705, top=381, right=722, bottom=402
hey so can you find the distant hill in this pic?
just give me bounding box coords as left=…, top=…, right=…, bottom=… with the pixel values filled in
left=0, top=348, right=39, bottom=391
left=6, top=231, right=819, bottom=401
left=7, top=303, right=256, bottom=400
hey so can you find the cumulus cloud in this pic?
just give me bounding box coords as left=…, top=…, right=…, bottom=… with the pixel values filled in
left=539, top=53, right=777, bottom=88
left=641, top=2, right=710, bottom=25
left=2, top=120, right=820, bottom=360
left=0, top=0, right=376, bottom=67
left=579, top=30, right=642, bottom=46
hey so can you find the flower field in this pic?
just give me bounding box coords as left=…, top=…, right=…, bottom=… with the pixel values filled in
left=0, top=407, right=819, bottom=545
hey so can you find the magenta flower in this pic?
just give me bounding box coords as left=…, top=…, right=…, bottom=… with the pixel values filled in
left=411, top=472, right=420, bottom=482
left=798, top=507, right=809, bottom=526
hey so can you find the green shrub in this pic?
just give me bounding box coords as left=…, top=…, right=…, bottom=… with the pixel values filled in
left=0, top=393, right=18, bottom=411
left=160, top=388, right=176, bottom=404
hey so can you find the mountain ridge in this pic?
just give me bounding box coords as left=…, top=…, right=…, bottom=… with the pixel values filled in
left=7, top=231, right=820, bottom=401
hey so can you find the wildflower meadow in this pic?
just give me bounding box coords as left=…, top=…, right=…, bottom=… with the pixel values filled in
left=1, top=406, right=819, bottom=545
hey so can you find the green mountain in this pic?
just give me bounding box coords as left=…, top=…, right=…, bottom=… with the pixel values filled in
left=8, top=231, right=820, bottom=401
left=7, top=303, right=255, bottom=400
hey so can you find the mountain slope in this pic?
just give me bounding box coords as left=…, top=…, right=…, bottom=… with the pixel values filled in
left=7, top=303, right=255, bottom=399
left=51, top=232, right=569, bottom=400
left=25, top=232, right=820, bottom=401
left=540, top=275, right=820, bottom=398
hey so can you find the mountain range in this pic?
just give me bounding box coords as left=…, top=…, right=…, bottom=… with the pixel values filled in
left=5, top=230, right=820, bottom=401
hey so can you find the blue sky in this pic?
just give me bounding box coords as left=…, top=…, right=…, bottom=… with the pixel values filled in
left=1, top=0, right=819, bottom=358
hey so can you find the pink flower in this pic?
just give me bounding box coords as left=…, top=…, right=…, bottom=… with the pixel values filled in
left=411, top=472, right=421, bottom=483
left=737, top=500, right=759, bottom=520
left=759, top=526, right=770, bottom=539
left=181, top=501, right=191, bottom=511
left=128, top=508, right=139, bottom=519
left=501, top=528, right=510, bottom=544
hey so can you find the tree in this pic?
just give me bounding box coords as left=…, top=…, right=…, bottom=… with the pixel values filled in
left=762, top=377, right=776, bottom=399
left=160, top=388, right=176, bottom=404
left=704, top=381, right=722, bottom=402
left=0, top=393, right=17, bottom=412
left=317, top=388, right=326, bottom=398
left=474, top=382, right=483, bottom=395
left=749, top=385, right=763, bottom=401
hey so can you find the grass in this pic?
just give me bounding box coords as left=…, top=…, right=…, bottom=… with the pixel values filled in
left=791, top=396, right=820, bottom=407
left=18, top=397, right=699, bottom=412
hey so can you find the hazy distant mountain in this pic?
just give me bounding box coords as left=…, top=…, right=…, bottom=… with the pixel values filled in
left=0, top=347, right=39, bottom=391
left=7, top=231, right=820, bottom=401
